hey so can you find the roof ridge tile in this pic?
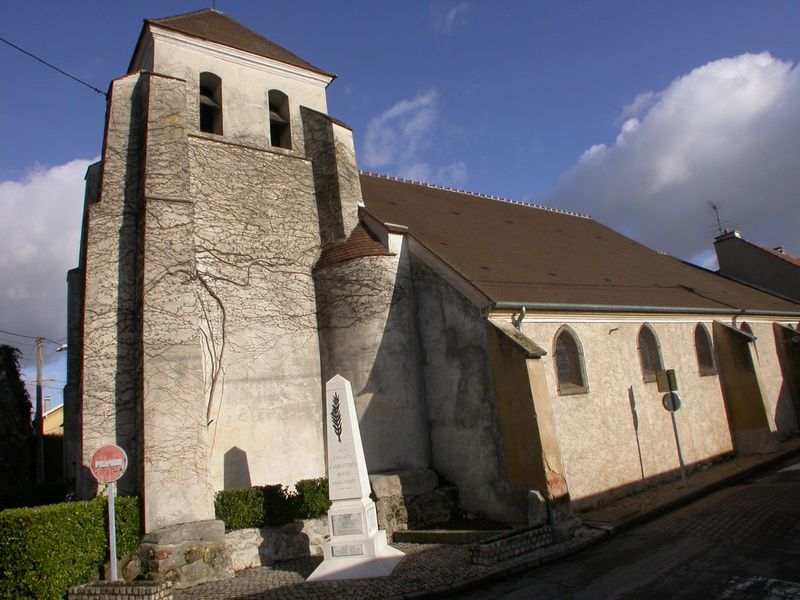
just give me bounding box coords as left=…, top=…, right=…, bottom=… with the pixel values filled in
left=359, top=171, right=592, bottom=219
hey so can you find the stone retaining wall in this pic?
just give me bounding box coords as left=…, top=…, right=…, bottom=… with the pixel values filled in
left=225, top=518, right=328, bottom=571
left=369, top=469, right=458, bottom=540
left=470, top=526, right=556, bottom=566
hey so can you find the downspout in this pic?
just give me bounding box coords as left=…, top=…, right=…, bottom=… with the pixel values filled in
left=512, top=305, right=526, bottom=330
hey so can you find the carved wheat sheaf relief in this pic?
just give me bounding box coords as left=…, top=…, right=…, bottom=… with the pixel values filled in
left=330, top=392, right=343, bottom=443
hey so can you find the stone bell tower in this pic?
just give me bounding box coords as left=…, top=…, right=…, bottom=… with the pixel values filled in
left=66, top=9, right=365, bottom=535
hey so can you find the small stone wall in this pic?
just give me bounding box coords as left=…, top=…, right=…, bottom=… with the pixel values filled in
left=225, top=518, right=328, bottom=571
left=125, top=520, right=232, bottom=588
left=470, top=526, right=555, bottom=566
left=369, top=469, right=458, bottom=540
left=68, top=581, right=172, bottom=600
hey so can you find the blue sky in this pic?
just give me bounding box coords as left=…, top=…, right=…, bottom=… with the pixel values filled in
left=2, top=1, right=800, bottom=402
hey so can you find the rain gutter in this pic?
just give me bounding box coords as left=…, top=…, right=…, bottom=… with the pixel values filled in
left=491, top=301, right=800, bottom=318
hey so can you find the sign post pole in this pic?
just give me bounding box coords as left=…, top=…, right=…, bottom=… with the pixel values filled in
left=107, top=480, right=118, bottom=581
left=670, top=406, right=688, bottom=485
left=90, top=445, right=128, bottom=581
left=662, top=392, right=688, bottom=484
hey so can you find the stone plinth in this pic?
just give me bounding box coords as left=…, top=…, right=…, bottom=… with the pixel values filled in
left=128, top=519, right=232, bottom=588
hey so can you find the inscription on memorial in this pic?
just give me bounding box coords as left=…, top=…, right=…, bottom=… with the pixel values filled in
left=332, top=543, right=365, bottom=557
left=329, top=443, right=359, bottom=495
left=332, top=512, right=364, bottom=536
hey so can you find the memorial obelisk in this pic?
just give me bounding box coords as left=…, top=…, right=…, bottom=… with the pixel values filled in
left=306, top=375, right=405, bottom=581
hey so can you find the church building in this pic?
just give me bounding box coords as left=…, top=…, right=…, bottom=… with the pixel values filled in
left=65, top=9, right=800, bottom=537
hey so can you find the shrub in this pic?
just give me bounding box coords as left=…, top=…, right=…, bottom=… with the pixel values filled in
left=295, top=478, right=331, bottom=519
left=261, top=484, right=297, bottom=526
left=214, top=486, right=266, bottom=530
left=215, top=478, right=331, bottom=530
left=0, top=495, right=141, bottom=600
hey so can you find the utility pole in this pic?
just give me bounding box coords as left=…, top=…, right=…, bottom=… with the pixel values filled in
left=35, top=337, right=44, bottom=483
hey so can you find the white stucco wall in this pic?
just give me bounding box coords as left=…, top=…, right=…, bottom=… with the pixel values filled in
left=519, top=315, right=736, bottom=505
left=189, top=136, right=326, bottom=492
left=140, top=27, right=330, bottom=153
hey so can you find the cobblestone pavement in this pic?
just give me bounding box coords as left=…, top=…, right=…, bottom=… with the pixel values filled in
left=174, top=543, right=480, bottom=600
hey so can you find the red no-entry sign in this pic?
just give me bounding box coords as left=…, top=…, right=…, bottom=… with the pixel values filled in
left=90, top=445, right=128, bottom=484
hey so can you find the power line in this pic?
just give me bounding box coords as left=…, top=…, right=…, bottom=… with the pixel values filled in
left=0, top=328, right=61, bottom=345
left=0, top=34, right=107, bottom=98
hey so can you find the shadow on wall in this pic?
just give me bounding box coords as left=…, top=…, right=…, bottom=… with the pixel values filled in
left=113, top=75, right=146, bottom=499
left=224, top=446, right=252, bottom=490
left=356, top=261, right=431, bottom=474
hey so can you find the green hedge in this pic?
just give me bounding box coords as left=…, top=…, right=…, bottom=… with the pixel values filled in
left=215, top=478, right=331, bottom=531
left=295, top=478, right=330, bottom=519
left=0, top=496, right=141, bottom=600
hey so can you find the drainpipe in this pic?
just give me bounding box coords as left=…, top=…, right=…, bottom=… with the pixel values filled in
left=512, top=306, right=526, bottom=330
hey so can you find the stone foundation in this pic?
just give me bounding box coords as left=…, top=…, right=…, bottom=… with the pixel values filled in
left=225, top=518, right=328, bottom=571
left=68, top=581, right=172, bottom=600
left=369, top=469, right=458, bottom=540
left=124, top=520, right=232, bottom=588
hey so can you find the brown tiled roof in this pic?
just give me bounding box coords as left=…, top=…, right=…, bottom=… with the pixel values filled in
left=316, top=223, right=393, bottom=269
left=360, top=174, right=800, bottom=314
left=143, top=9, right=335, bottom=78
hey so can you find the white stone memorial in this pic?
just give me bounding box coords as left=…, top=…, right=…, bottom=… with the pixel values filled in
left=306, top=374, right=405, bottom=581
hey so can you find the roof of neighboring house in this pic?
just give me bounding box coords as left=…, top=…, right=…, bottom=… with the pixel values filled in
left=360, top=173, right=800, bottom=314
left=141, top=9, right=335, bottom=79
left=760, top=245, right=800, bottom=268
left=316, top=222, right=394, bottom=269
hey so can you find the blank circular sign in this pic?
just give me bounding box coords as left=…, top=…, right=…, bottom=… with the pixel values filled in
left=90, top=445, right=128, bottom=484
left=662, top=392, right=682, bottom=412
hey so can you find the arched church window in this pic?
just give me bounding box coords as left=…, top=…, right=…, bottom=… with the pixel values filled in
left=694, top=323, right=716, bottom=376
left=268, top=89, right=291, bottom=149
left=553, top=326, right=588, bottom=395
left=637, top=324, right=664, bottom=383
left=199, top=72, right=223, bottom=135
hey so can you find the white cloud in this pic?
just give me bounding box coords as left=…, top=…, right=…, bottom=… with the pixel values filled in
left=363, top=89, right=468, bottom=188
left=0, top=159, right=94, bottom=349
left=552, top=52, right=800, bottom=261
left=434, top=1, right=470, bottom=34
left=364, top=89, right=439, bottom=168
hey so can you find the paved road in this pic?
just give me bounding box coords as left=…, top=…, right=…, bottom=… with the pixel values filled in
left=453, top=457, right=800, bottom=599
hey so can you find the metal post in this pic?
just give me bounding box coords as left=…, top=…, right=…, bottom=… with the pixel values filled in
left=107, top=481, right=118, bottom=581
left=670, top=409, right=688, bottom=484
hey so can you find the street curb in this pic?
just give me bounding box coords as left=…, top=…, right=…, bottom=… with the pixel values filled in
left=406, top=443, right=800, bottom=598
